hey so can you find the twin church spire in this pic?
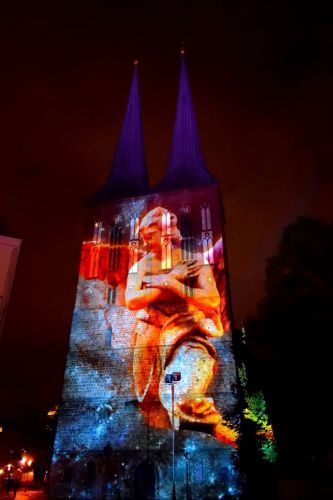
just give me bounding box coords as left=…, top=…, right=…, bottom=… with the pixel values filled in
left=157, top=54, right=216, bottom=191
left=97, top=53, right=216, bottom=201
left=104, top=61, right=149, bottom=197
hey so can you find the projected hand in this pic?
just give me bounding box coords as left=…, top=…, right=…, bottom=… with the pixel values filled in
left=169, top=259, right=202, bottom=281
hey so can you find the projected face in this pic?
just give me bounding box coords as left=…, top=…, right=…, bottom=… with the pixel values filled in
left=139, top=207, right=181, bottom=252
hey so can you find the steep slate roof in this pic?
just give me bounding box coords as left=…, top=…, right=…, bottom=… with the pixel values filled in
left=155, top=54, right=217, bottom=192
left=91, top=62, right=149, bottom=202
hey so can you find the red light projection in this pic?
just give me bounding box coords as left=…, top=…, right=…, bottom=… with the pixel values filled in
left=78, top=185, right=237, bottom=447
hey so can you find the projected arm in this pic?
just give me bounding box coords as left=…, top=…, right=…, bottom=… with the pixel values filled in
left=125, top=263, right=165, bottom=311
left=145, top=257, right=220, bottom=311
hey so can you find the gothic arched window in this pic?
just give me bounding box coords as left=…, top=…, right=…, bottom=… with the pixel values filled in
left=106, top=216, right=123, bottom=304
left=201, top=205, right=214, bottom=264
left=89, top=221, right=103, bottom=278
left=179, top=209, right=194, bottom=297
left=128, top=215, right=140, bottom=273
left=161, top=210, right=172, bottom=270
left=108, top=219, right=123, bottom=271
left=180, top=208, right=194, bottom=260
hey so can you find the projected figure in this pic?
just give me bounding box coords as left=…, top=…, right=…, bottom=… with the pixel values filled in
left=126, top=207, right=238, bottom=447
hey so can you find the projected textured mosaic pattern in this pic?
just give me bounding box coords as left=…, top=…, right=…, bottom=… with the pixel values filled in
left=50, top=185, right=241, bottom=499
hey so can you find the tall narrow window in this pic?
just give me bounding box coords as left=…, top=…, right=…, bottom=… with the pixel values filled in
left=106, top=287, right=117, bottom=305
left=104, top=325, right=112, bottom=350
left=161, top=211, right=172, bottom=270
left=180, top=209, right=194, bottom=260
left=89, top=221, right=103, bottom=277
left=128, top=215, right=139, bottom=273
left=108, top=221, right=122, bottom=270
left=180, top=209, right=194, bottom=297
left=111, top=287, right=117, bottom=304
left=93, top=221, right=103, bottom=244
left=107, top=216, right=123, bottom=304
left=201, top=205, right=214, bottom=264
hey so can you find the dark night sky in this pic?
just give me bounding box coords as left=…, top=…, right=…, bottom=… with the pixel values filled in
left=0, top=0, right=332, bottom=418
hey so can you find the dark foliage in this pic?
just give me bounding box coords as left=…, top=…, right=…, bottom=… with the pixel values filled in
left=246, top=217, right=333, bottom=476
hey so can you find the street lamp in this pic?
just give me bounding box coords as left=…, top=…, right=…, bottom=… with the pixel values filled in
left=165, top=371, right=181, bottom=500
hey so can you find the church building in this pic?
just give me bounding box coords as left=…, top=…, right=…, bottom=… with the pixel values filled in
left=50, top=53, right=242, bottom=499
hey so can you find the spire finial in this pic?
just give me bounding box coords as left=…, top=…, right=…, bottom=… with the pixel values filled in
left=133, top=47, right=139, bottom=66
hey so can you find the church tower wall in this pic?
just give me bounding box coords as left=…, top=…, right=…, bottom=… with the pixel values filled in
left=50, top=57, right=243, bottom=499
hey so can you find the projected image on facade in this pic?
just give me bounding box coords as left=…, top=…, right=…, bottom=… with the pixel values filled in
left=50, top=55, right=242, bottom=499
left=126, top=204, right=236, bottom=447
left=50, top=186, right=241, bottom=499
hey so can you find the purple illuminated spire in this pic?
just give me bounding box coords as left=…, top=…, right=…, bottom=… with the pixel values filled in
left=156, top=53, right=216, bottom=191
left=92, top=62, right=149, bottom=201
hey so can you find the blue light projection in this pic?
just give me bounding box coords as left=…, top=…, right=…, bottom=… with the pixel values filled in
left=50, top=185, right=242, bottom=499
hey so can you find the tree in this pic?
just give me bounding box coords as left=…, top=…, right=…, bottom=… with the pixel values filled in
left=246, top=217, right=333, bottom=475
